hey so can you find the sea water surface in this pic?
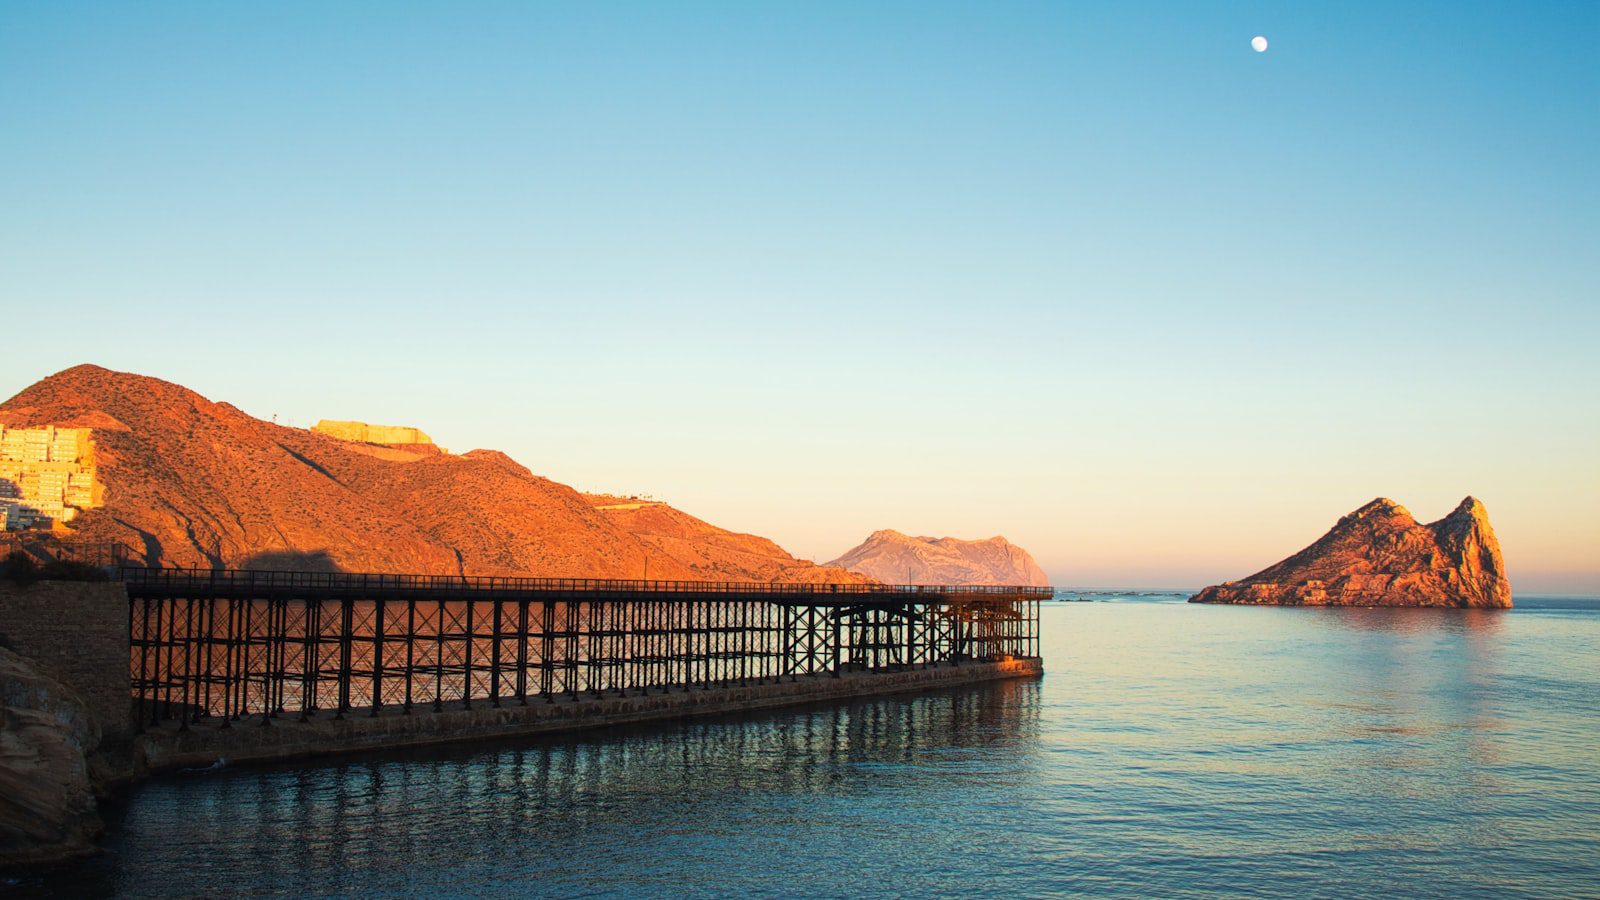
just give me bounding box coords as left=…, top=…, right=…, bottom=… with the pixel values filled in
left=14, top=596, right=1600, bottom=898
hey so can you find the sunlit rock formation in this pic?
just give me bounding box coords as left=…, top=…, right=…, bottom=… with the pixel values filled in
left=1190, top=497, right=1512, bottom=608
left=827, top=530, right=1050, bottom=587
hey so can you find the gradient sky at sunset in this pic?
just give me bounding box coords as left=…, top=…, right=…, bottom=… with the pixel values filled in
left=3, top=2, right=1596, bottom=591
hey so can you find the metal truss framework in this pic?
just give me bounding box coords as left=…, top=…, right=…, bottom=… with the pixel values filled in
left=122, top=568, right=1046, bottom=729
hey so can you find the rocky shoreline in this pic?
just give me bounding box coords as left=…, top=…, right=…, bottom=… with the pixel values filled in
left=0, top=646, right=106, bottom=868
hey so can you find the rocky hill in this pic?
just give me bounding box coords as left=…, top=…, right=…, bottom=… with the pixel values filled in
left=1190, top=497, right=1512, bottom=607
left=586, top=495, right=873, bottom=584
left=826, top=530, right=1050, bottom=586
left=0, top=365, right=859, bottom=582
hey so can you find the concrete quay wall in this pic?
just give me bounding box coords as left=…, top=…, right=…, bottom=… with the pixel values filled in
left=0, top=580, right=130, bottom=743
left=135, top=657, right=1044, bottom=772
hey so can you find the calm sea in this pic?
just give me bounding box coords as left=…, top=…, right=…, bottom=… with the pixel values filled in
left=12, top=596, right=1600, bottom=898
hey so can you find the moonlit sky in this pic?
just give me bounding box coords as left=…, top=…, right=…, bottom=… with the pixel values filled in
left=2, top=2, right=1596, bottom=591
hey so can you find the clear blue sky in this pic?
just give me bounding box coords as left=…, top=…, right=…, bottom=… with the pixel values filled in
left=2, top=1, right=1596, bottom=590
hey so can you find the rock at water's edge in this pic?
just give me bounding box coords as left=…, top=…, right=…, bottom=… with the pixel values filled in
left=0, top=646, right=103, bottom=868
left=1190, top=496, right=1512, bottom=608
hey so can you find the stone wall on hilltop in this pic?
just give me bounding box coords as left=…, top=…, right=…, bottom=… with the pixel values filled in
left=313, top=420, right=436, bottom=447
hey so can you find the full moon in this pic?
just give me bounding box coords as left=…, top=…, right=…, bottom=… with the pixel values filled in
left=1251, top=35, right=1269, bottom=52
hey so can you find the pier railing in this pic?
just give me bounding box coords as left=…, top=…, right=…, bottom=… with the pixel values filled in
left=118, top=566, right=1044, bottom=600
left=122, top=568, right=1046, bottom=730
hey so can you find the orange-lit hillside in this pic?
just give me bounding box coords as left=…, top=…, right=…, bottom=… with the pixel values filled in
left=0, top=365, right=865, bottom=584
left=584, top=494, right=875, bottom=584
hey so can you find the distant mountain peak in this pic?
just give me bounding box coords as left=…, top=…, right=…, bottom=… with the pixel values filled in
left=827, top=531, right=1049, bottom=587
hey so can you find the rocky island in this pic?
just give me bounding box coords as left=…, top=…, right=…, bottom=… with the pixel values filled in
left=1191, top=496, right=1512, bottom=608
left=827, top=530, right=1049, bottom=587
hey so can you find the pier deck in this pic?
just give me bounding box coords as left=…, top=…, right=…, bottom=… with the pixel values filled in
left=121, top=568, right=1045, bottom=766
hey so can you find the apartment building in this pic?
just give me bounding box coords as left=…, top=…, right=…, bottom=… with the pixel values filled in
left=0, top=425, right=101, bottom=530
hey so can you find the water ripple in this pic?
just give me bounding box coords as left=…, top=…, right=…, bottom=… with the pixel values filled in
left=10, top=601, right=1599, bottom=898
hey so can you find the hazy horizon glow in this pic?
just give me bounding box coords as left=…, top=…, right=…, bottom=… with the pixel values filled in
left=2, top=3, right=1595, bottom=591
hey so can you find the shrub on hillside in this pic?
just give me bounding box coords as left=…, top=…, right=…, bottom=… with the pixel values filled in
left=1, top=551, right=110, bottom=583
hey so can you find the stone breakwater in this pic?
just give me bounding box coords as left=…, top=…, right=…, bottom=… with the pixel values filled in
left=134, top=658, right=1044, bottom=772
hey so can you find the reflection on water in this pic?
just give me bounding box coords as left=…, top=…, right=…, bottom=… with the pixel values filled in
left=15, top=602, right=1600, bottom=898
left=35, top=681, right=1042, bottom=898
left=1316, top=605, right=1509, bottom=635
